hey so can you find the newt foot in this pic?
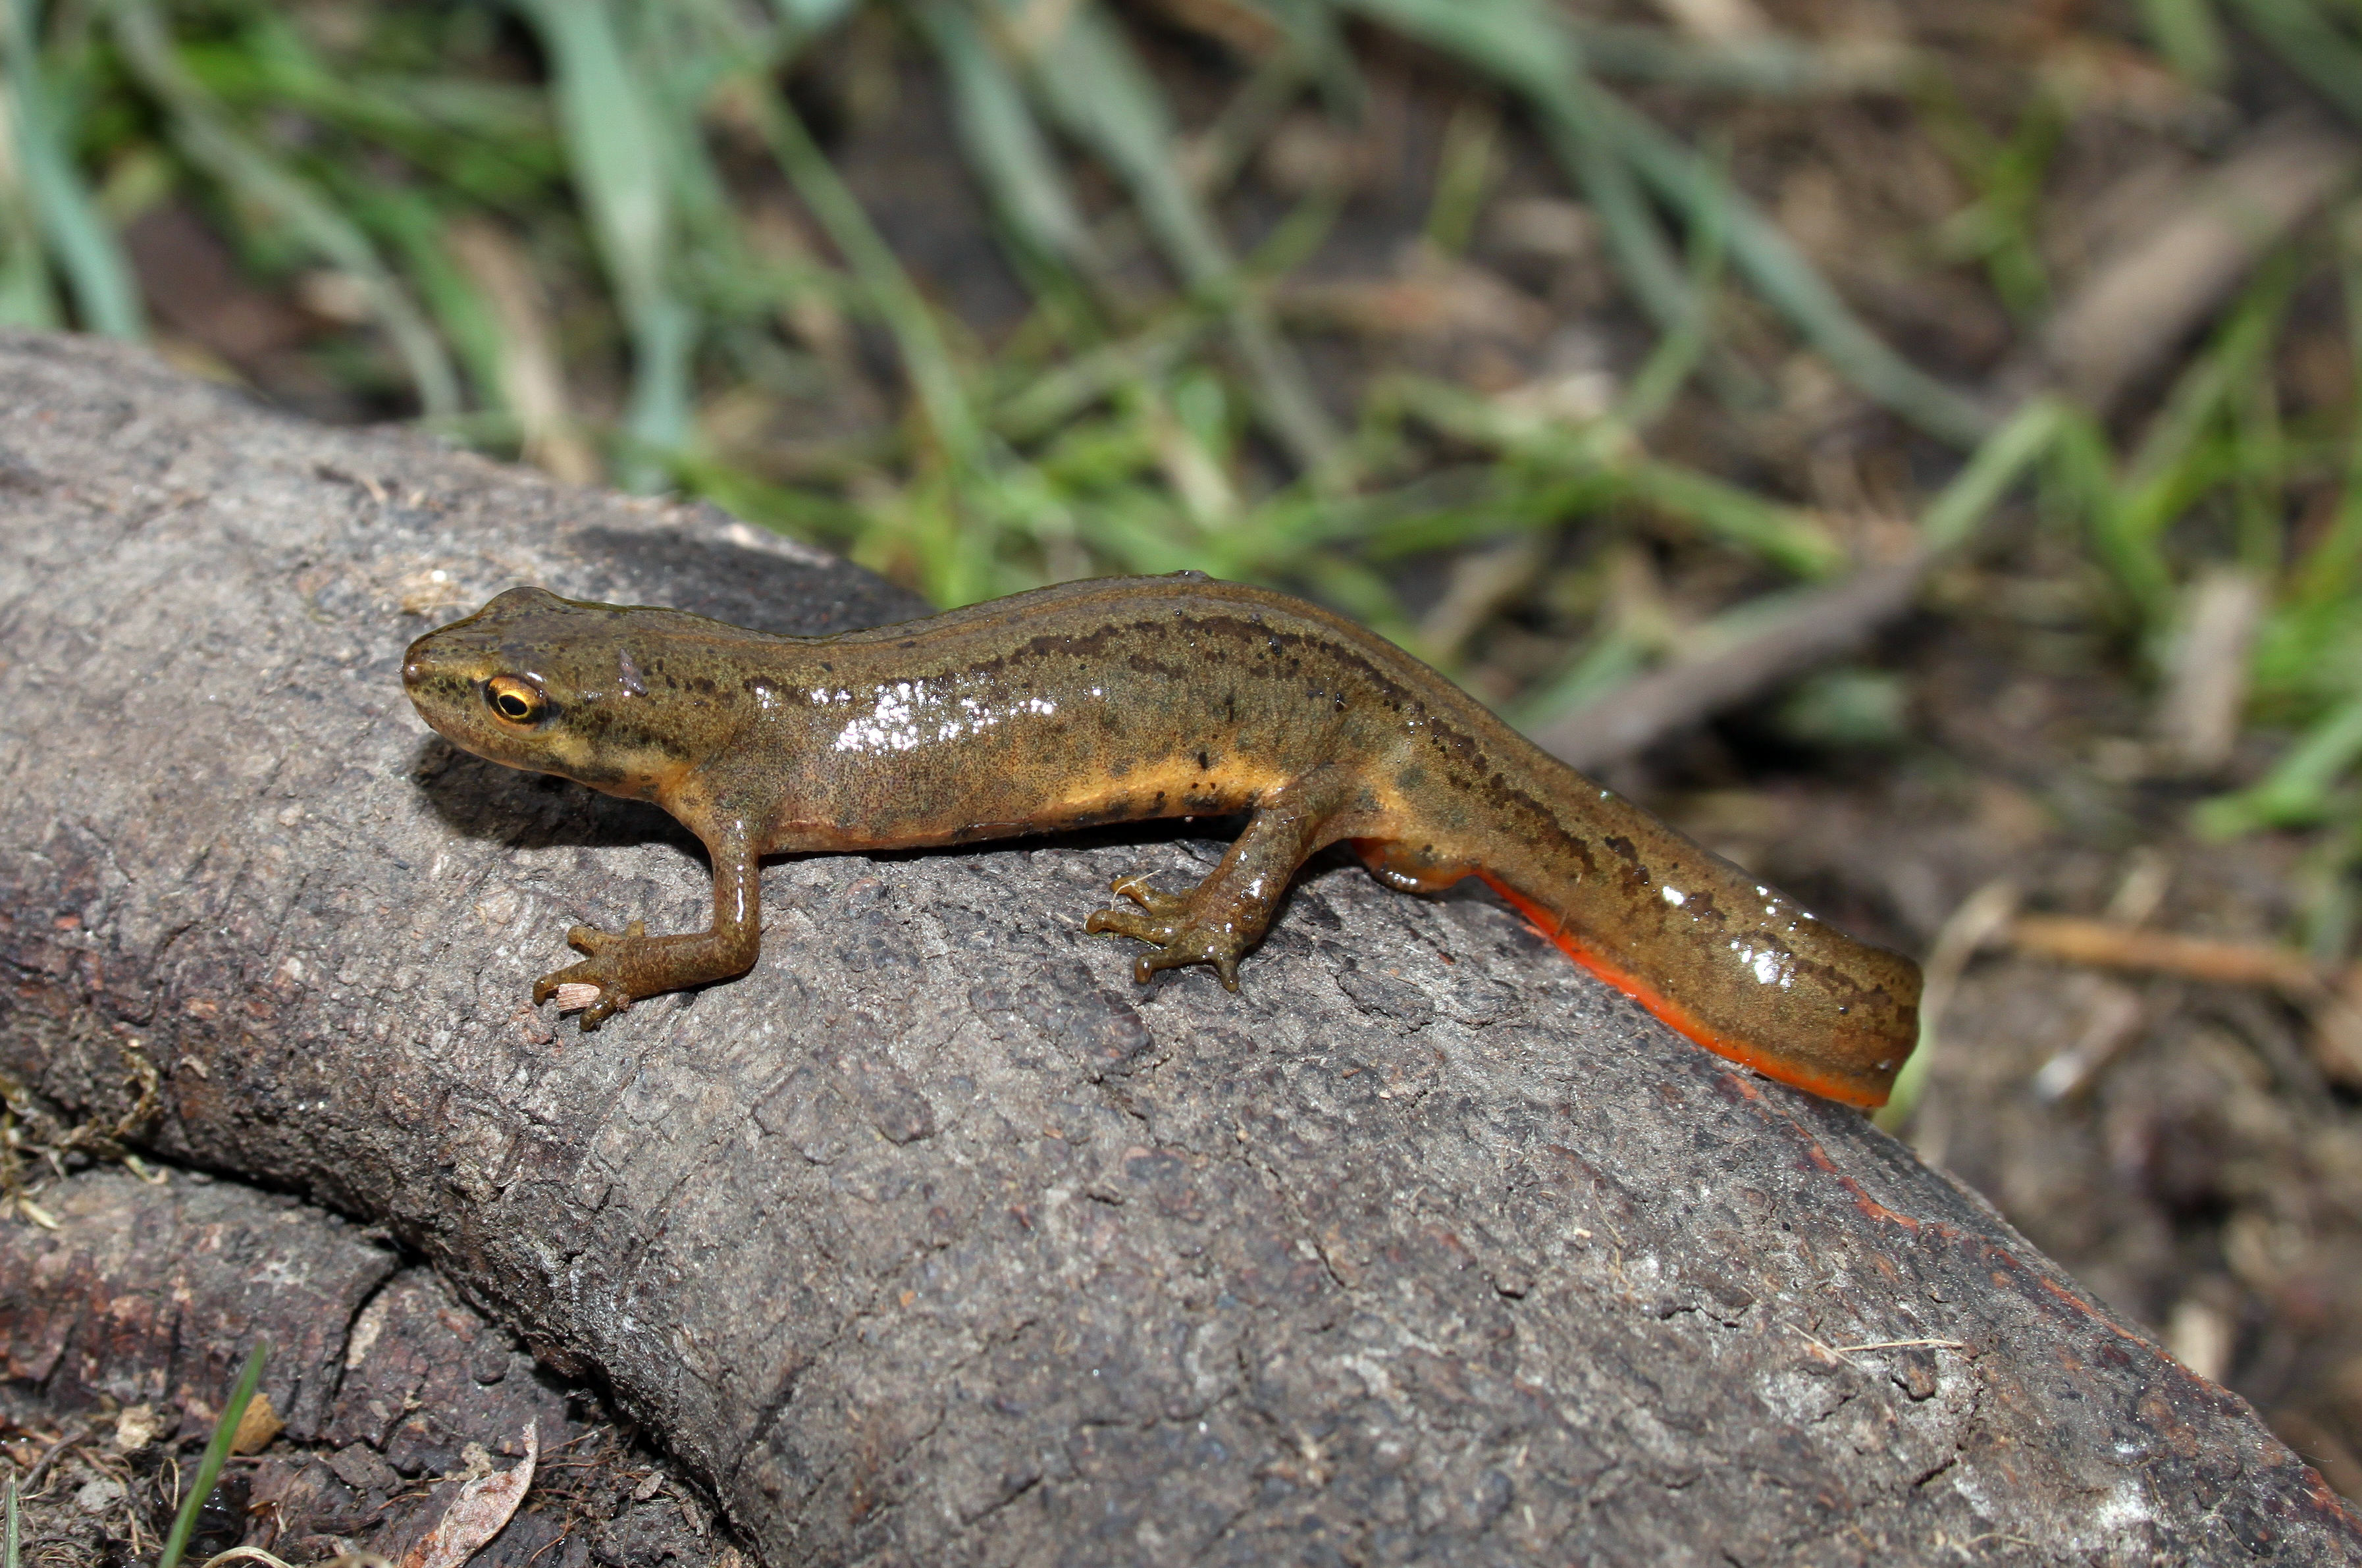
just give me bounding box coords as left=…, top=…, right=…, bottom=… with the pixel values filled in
left=1085, top=874, right=1247, bottom=990
left=533, top=919, right=648, bottom=1030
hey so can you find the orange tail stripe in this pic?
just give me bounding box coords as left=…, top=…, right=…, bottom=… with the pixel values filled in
left=1476, top=872, right=1884, bottom=1109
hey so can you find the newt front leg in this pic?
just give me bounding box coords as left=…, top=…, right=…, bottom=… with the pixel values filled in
left=535, top=823, right=762, bottom=1028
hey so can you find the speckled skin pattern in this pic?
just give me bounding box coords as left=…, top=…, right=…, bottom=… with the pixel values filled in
left=402, top=573, right=1921, bottom=1105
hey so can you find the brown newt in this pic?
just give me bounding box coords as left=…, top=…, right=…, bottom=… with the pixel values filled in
left=402, top=574, right=1921, bottom=1107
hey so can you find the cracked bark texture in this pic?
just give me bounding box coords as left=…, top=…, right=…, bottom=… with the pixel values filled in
left=0, top=1167, right=725, bottom=1563
left=1, top=333, right=2356, bottom=1565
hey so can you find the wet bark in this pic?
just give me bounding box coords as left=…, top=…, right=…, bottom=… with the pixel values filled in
left=2, top=332, right=2357, bottom=1565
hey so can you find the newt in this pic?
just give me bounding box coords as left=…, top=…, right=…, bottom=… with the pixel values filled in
left=402, top=574, right=1921, bottom=1107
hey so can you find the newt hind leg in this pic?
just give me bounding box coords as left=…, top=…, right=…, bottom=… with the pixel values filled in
left=1350, top=837, right=1479, bottom=895
left=1088, top=765, right=1371, bottom=989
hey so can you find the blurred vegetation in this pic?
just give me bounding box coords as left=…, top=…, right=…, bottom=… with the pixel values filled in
left=0, top=0, right=2359, bottom=916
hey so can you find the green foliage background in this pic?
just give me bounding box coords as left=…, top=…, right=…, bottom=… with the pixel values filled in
left=2, top=0, right=2359, bottom=907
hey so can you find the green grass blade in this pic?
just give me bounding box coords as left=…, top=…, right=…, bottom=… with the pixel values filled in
left=1538, top=95, right=1699, bottom=344
left=2250, top=593, right=2362, bottom=719
left=1602, top=92, right=1997, bottom=448
left=2221, top=0, right=2362, bottom=128
left=1617, top=457, right=1849, bottom=578
left=2125, top=255, right=2296, bottom=492
left=1347, top=0, right=1699, bottom=342
left=106, top=0, right=459, bottom=415
left=1918, top=394, right=2068, bottom=552
left=1508, top=397, right=2061, bottom=738
left=516, top=0, right=692, bottom=490
left=639, top=3, right=786, bottom=299
left=154, top=1339, right=267, bottom=1568
left=2047, top=404, right=2176, bottom=621
left=6, top=1469, right=18, bottom=1568
left=1186, top=49, right=1325, bottom=202
left=2197, top=694, right=2362, bottom=835
left=1616, top=179, right=1730, bottom=429
left=1298, top=549, right=1418, bottom=640
left=917, top=0, right=1098, bottom=273
left=1567, top=20, right=1914, bottom=95
left=991, top=0, right=1340, bottom=471
left=1382, top=373, right=1847, bottom=577
left=1504, top=627, right=1654, bottom=729
left=1222, top=463, right=1507, bottom=567
left=1213, top=0, right=1359, bottom=98
left=2294, top=219, right=2362, bottom=606
left=999, top=0, right=1218, bottom=280
left=993, top=309, right=1211, bottom=438
left=1343, top=0, right=1565, bottom=104
left=766, top=0, right=860, bottom=34
left=707, top=28, right=1037, bottom=604
left=2134, top=0, right=2229, bottom=88
left=1347, top=0, right=1985, bottom=444
left=1425, top=103, right=1500, bottom=255
left=335, top=184, right=508, bottom=415
left=1928, top=95, right=2061, bottom=321
left=726, top=71, right=984, bottom=465
left=2082, top=258, right=2301, bottom=629
left=670, top=451, right=870, bottom=544
left=1, top=0, right=141, bottom=336
left=177, top=16, right=561, bottom=206
left=0, top=160, right=62, bottom=329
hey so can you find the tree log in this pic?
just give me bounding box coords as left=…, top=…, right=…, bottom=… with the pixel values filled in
left=2, top=332, right=2355, bottom=1564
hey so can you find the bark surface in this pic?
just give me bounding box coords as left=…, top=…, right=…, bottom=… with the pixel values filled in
left=2, top=333, right=2357, bottom=1565
left=1, top=1168, right=727, bottom=1565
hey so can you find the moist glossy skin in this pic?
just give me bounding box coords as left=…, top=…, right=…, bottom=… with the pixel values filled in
left=402, top=575, right=1922, bottom=1107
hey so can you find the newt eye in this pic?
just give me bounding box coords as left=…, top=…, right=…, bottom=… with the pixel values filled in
left=485, top=675, right=548, bottom=725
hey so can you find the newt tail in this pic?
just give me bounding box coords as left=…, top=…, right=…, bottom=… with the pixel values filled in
left=1476, top=874, right=1902, bottom=1109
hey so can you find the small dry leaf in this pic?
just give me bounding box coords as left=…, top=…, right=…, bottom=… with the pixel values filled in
left=113, top=1403, right=161, bottom=1451
left=399, top=1421, right=538, bottom=1568
left=230, top=1389, right=284, bottom=1454
left=552, top=983, right=604, bottom=1014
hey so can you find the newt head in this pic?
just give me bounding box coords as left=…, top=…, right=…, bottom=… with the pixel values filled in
left=401, top=585, right=752, bottom=802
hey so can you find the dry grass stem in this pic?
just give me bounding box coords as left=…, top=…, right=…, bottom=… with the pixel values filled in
left=2026, top=113, right=2356, bottom=415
